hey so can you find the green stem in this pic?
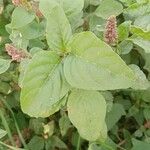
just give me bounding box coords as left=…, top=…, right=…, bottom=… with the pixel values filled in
left=0, top=109, right=15, bottom=146
left=76, top=134, right=81, bottom=150
left=0, top=99, right=28, bottom=150
left=0, top=141, right=26, bottom=150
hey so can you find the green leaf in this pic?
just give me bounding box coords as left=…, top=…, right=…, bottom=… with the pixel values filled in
left=88, top=137, right=117, bottom=150
left=11, top=7, right=35, bottom=29
left=67, top=90, right=107, bottom=141
left=95, top=0, right=123, bottom=19
left=134, top=14, right=150, bottom=31
left=136, top=0, right=149, bottom=4
left=59, top=115, right=72, bottom=136
left=130, top=36, right=150, bottom=53
left=46, top=136, right=67, bottom=149
left=143, top=53, right=150, bottom=72
left=101, top=91, right=113, bottom=112
left=89, top=14, right=106, bottom=39
left=9, top=30, right=29, bottom=49
left=138, top=88, right=150, bottom=103
left=131, top=138, right=150, bottom=150
left=39, top=0, right=58, bottom=18
left=20, top=51, right=70, bottom=118
left=56, top=0, right=84, bottom=31
left=64, top=32, right=135, bottom=90
left=144, top=108, right=150, bottom=120
left=28, top=136, right=45, bottom=150
left=106, top=103, right=126, bottom=130
left=119, top=0, right=136, bottom=7
left=43, top=121, right=55, bottom=137
left=130, top=26, right=150, bottom=40
left=19, top=59, right=30, bottom=88
left=118, top=40, right=133, bottom=55
left=84, top=0, right=102, bottom=7
left=129, top=64, right=149, bottom=90
left=29, top=118, right=45, bottom=135
left=0, top=59, right=11, bottom=74
left=0, top=129, right=7, bottom=139
left=118, top=21, right=131, bottom=41
left=39, top=0, right=72, bottom=52
left=19, top=21, right=45, bottom=40
left=123, top=2, right=150, bottom=21
left=29, top=47, right=43, bottom=56
left=39, top=0, right=84, bottom=30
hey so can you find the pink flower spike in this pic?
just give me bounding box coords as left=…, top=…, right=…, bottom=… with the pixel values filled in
left=12, top=0, right=22, bottom=6
left=31, top=1, right=43, bottom=18
left=104, top=15, right=118, bottom=46
left=5, top=44, right=29, bottom=62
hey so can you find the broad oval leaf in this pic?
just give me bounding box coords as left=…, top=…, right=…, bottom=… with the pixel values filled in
left=19, top=21, right=45, bottom=40
left=20, top=51, right=70, bottom=118
left=0, top=59, right=11, bottom=74
left=67, top=90, right=107, bottom=141
left=129, top=64, right=149, bottom=90
left=134, top=14, right=150, bottom=32
left=11, top=7, right=35, bottom=29
left=130, top=36, right=150, bottom=53
left=64, top=32, right=135, bottom=90
left=123, top=2, right=150, bottom=21
left=95, top=0, right=123, bottom=19
left=39, top=0, right=58, bottom=18
left=55, top=0, right=84, bottom=31
left=39, top=1, right=72, bottom=52
left=39, top=0, right=84, bottom=31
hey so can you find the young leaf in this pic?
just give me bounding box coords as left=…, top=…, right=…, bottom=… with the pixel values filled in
left=95, top=0, right=123, bottom=19
left=11, top=7, right=35, bottom=29
left=64, top=32, right=135, bottom=90
left=67, top=90, right=107, bottom=141
left=20, top=51, right=70, bottom=118
left=0, top=59, right=11, bottom=74
left=39, top=0, right=72, bottom=52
